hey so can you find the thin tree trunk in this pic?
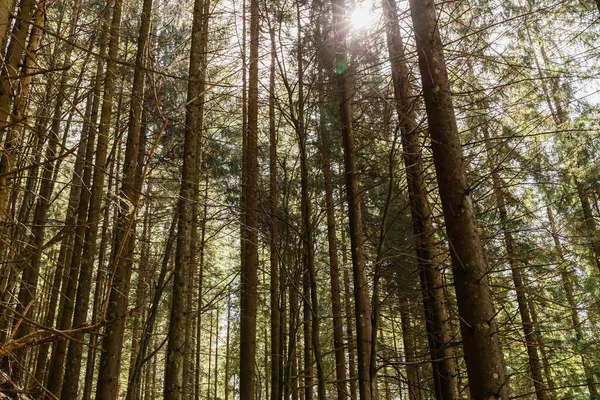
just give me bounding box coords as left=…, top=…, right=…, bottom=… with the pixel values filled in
left=330, top=0, right=373, bottom=398
left=127, top=212, right=178, bottom=400
left=224, top=292, right=231, bottom=400
left=0, top=0, right=37, bottom=220
left=268, top=25, right=282, bottom=400
left=214, top=304, right=220, bottom=400
left=316, top=43, right=348, bottom=400
left=303, top=263, right=313, bottom=400
left=7, top=3, right=48, bottom=362
left=43, top=11, right=110, bottom=392
left=382, top=1, right=459, bottom=397
left=400, top=303, right=421, bottom=400
left=341, top=220, right=357, bottom=400
left=407, top=0, right=508, bottom=396
left=0, top=0, right=14, bottom=50
left=527, top=289, right=557, bottom=400
left=31, top=5, right=87, bottom=385
left=293, top=5, right=325, bottom=399
left=81, top=154, right=116, bottom=400
left=240, top=0, right=259, bottom=398
left=207, top=309, right=213, bottom=399
left=547, top=205, right=598, bottom=396
left=482, top=120, right=548, bottom=400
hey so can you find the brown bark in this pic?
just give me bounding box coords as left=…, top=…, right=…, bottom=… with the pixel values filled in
left=330, top=0, right=373, bottom=398
left=31, top=3, right=86, bottom=385
left=407, top=0, right=508, bottom=397
left=92, top=0, right=152, bottom=391
left=10, top=0, right=49, bottom=355
left=224, top=293, right=232, bottom=400
left=43, top=4, right=111, bottom=393
left=547, top=205, right=598, bottom=396
left=341, top=223, right=357, bottom=400
left=303, top=262, right=313, bottom=400
left=127, top=212, right=178, bottom=400
left=0, top=0, right=14, bottom=50
left=292, top=6, right=326, bottom=399
left=482, top=123, right=548, bottom=400
left=0, top=0, right=37, bottom=220
left=164, top=0, right=206, bottom=398
left=88, top=0, right=139, bottom=397
left=400, top=306, right=421, bottom=400
left=317, top=49, right=348, bottom=400
left=240, top=0, right=259, bottom=397
left=269, top=25, right=282, bottom=400
left=382, top=1, right=459, bottom=398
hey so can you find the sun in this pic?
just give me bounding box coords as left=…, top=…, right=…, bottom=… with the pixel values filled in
left=349, top=3, right=378, bottom=30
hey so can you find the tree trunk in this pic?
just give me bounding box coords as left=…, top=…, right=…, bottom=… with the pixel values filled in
left=482, top=120, right=548, bottom=400
left=0, top=0, right=14, bottom=50
left=0, top=0, right=37, bottom=220
left=292, top=6, right=326, bottom=399
left=341, top=220, right=357, bottom=400
left=268, top=25, right=282, bottom=400
left=240, top=0, right=259, bottom=397
left=43, top=8, right=110, bottom=392
left=407, top=0, right=508, bottom=397
left=316, top=34, right=348, bottom=400
left=547, top=205, right=598, bottom=397
left=164, top=0, right=207, bottom=397
left=330, top=0, right=373, bottom=398
left=382, top=1, right=459, bottom=398
left=400, top=303, right=421, bottom=400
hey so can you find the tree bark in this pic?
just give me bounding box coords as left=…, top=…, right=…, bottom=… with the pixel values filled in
left=382, top=1, right=459, bottom=398
left=407, top=0, right=508, bottom=397
left=0, top=0, right=37, bottom=221
left=547, top=205, right=598, bottom=397
left=329, top=0, right=373, bottom=398
left=400, top=305, right=421, bottom=400
left=482, top=121, right=548, bottom=400
left=164, top=0, right=207, bottom=398
left=269, top=25, right=282, bottom=400
left=240, top=0, right=259, bottom=397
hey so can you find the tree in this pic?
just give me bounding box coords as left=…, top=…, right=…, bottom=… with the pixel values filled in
left=407, top=0, right=509, bottom=397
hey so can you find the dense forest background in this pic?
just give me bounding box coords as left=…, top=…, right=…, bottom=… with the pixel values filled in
left=1, top=0, right=600, bottom=398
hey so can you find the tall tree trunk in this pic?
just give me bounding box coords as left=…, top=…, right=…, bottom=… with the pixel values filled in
left=292, top=6, right=326, bottom=399
left=407, top=0, right=508, bottom=397
left=0, top=0, right=14, bottom=50
left=224, top=292, right=232, bottom=400
left=10, top=0, right=49, bottom=357
left=303, top=264, right=313, bottom=400
left=547, top=205, right=598, bottom=397
left=31, top=3, right=86, bottom=385
left=268, top=25, right=282, bottom=400
left=330, top=0, right=373, bottom=398
left=88, top=0, right=141, bottom=397
left=482, top=121, right=548, bottom=400
left=575, top=179, right=600, bottom=273
left=127, top=212, right=178, bottom=400
left=400, top=305, right=421, bottom=400
left=382, top=1, right=459, bottom=398
left=240, top=0, right=259, bottom=397
left=527, top=287, right=557, bottom=400
left=0, top=0, right=37, bottom=220
left=164, top=0, right=207, bottom=397
left=81, top=151, right=117, bottom=400
left=316, top=29, right=348, bottom=400
left=43, top=4, right=112, bottom=393
left=341, top=220, right=357, bottom=400
left=43, top=64, right=104, bottom=400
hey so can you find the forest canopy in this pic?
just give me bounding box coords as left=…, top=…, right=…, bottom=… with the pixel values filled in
left=1, top=0, right=600, bottom=399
